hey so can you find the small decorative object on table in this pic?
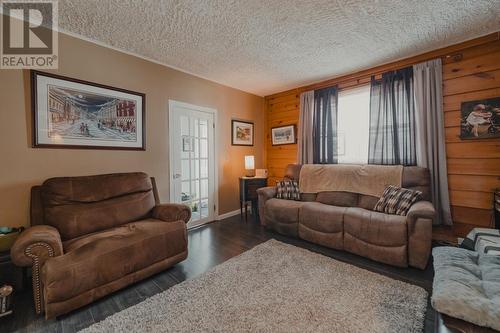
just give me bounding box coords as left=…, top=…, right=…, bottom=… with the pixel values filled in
left=0, top=284, right=13, bottom=317
left=0, top=228, right=28, bottom=295
left=244, top=155, right=255, bottom=177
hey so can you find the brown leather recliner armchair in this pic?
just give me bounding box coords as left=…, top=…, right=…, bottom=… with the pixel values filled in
left=11, top=172, right=190, bottom=319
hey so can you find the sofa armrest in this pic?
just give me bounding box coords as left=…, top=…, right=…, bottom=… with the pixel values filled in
left=406, top=200, right=435, bottom=269
left=10, top=225, right=63, bottom=267
left=152, top=203, right=191, bottom=223
left=407, top=200, right=435, bottom=233
left=10, top=225, right=63, bottom=314
left=257, top=186, right=276, bottom=226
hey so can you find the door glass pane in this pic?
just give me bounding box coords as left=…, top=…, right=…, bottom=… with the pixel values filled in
left=192, top=118, right=199, bottom=138
left=191, top=159, right=199, bottom=180
left=181, top=181, right=191, bottom=202
left=180, top=116, right=189, bottom=136
left=200, top=139, right=208, bottom=158
left=201, top=178, right=208, bottom=198
left=200, top=159, right=208, bottom=178
left=181, top=159, right=190, bottom=181
left=201, top=199, right=209, bottom=218
left=200, top=120, right=208, bottom=138
left=191, top=201, right=200, bottom=221
left=191, top=180, right=199, bottom=200
left=193, top=138, right=200, bottom=158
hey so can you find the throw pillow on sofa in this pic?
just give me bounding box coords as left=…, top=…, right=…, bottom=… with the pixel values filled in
left=374, top=185, right=421, bottom=216
left=276, top=180, right=300, bottom=201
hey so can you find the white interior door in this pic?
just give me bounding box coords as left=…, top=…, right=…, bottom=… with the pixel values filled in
left=169, top=100, right=216, bottom=228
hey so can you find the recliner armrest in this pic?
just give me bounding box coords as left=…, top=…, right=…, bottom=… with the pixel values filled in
left=406, top=200, right=435, bottom=233
left=406, top=200, right=434, bottom=269
left=152, top=203, right=191, bottom=223
left=257, top=186, right=276, bottom=226
left=257, top=186, right=276, bottom=200
left=10, top=225, right=63, bottom=267
left=10, top=225, right=64, bottom=314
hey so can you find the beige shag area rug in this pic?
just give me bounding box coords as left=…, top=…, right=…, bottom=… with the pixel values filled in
left=81, top=239, right=427, bottom=333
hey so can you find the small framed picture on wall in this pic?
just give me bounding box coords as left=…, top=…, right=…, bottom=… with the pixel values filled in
left=271, top=125, right=296, bottom=145
left=231, top=120, right=254, bottom=146
left=460, top=97, right=500, bottom=139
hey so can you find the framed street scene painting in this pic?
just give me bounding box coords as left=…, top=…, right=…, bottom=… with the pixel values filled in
left=31, top=70, right=145, bottom=150
left=271, top=125, right=296, bottom=145
left=231, top=120, right=254, bottom=146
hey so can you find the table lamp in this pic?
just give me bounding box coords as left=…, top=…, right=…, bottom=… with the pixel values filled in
left=244, top=155, right=255, bottom=177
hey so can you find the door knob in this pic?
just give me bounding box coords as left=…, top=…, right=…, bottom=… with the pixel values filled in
left=173, top=173, right=182, bottom=179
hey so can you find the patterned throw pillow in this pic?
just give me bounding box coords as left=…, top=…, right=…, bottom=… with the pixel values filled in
left=275, top=180, right=301, bottom=201
left=374, top=185, right=422, bottom=216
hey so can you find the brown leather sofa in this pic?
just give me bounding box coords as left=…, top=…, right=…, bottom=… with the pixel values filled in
left=257, top=164, right=435, bottom=269
left=11, top=172, right=190, bottom=319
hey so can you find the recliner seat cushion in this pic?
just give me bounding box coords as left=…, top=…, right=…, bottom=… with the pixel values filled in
left=41, top=219, right=187, bottom=303
left=265, top=198, right=303, bottom=237
left=41, top=173, right=156, bottom=240
left=298, top=202, right=345, bottom=250
left=344, top=207, right=408, bottom=267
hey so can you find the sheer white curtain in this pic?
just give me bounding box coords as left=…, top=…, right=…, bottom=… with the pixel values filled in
left=298, top=90, right=314, bottom=164
left=413, top=58, right=452, bottom=226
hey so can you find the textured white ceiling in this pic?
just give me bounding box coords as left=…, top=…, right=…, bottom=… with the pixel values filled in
left=59, top=0, right=500, bottom=96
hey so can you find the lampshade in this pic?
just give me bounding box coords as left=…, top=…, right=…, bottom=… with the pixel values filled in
left=244, top=155, right=255, bottom=170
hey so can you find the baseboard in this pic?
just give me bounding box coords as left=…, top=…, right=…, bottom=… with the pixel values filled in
left=216, top=204, right=253, bottom=221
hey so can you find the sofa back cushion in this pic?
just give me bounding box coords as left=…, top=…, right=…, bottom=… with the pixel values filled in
left=283, top=164, right=431, bottom=209
left=41, top=172, right=156, bottom=240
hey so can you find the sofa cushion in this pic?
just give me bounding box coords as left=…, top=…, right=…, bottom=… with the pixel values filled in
left=402, top=167, right=431, bottom=201
left=315, top=191, right=358, bottom=207
left=41, top=173, right=156, bottom=240
left=432, top=247, right=500, bottom=331
left=298, top=202, right=345, bottom=250
left=265, top=198, right=303, bottom=224
left=265, top=198, right=303, bottom=237
left=344, top=207, right=407, bottom=247
left=344, top=207, right=408, bottom=267
left=42, top=219, right=187, bottom=303
left=299, top=202, right=345, bottom=234
left=357, top=194, right=379, bottom=210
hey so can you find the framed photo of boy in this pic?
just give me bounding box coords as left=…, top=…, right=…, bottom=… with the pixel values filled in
left=271, top=125, right=296, bottom=145
left=231, top=120, right=254, bottom=146
left=31, top=70, right=146, bottom=150
left=460, top=97, right=500, bottom=140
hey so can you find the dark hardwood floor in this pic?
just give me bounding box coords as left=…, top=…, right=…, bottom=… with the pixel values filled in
left=1, top=214, right=436, bottom=332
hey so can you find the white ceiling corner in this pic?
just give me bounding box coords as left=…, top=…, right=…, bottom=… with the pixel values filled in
left=59, top=0, right=500, bottom=96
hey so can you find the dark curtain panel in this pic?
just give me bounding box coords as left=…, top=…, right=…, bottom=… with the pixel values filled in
left=313, top=86, right=338, bottom=164
left=368, top=67, right=416, bottom=166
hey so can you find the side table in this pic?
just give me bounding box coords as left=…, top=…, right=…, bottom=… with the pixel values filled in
left=239, top=177, right=268, bottom=222
left=0, top=251, right=27, bottom=292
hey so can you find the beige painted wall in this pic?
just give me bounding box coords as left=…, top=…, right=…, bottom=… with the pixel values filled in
left=0, top=33, right=265, bottom=228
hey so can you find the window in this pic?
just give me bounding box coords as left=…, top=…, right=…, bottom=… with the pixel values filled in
left=337, top=85, right=370, bottom=164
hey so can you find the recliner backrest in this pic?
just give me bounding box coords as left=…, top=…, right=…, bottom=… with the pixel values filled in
left=37, top=172, right=156, bottom=241
left=283, top=164, right=431, bottom=209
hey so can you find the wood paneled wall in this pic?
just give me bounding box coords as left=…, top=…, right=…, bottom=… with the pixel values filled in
left=264, top=33, right=500, bottom=237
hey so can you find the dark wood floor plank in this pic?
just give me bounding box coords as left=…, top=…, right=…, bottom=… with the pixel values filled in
left=2, top=215, right=437, bottom=333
